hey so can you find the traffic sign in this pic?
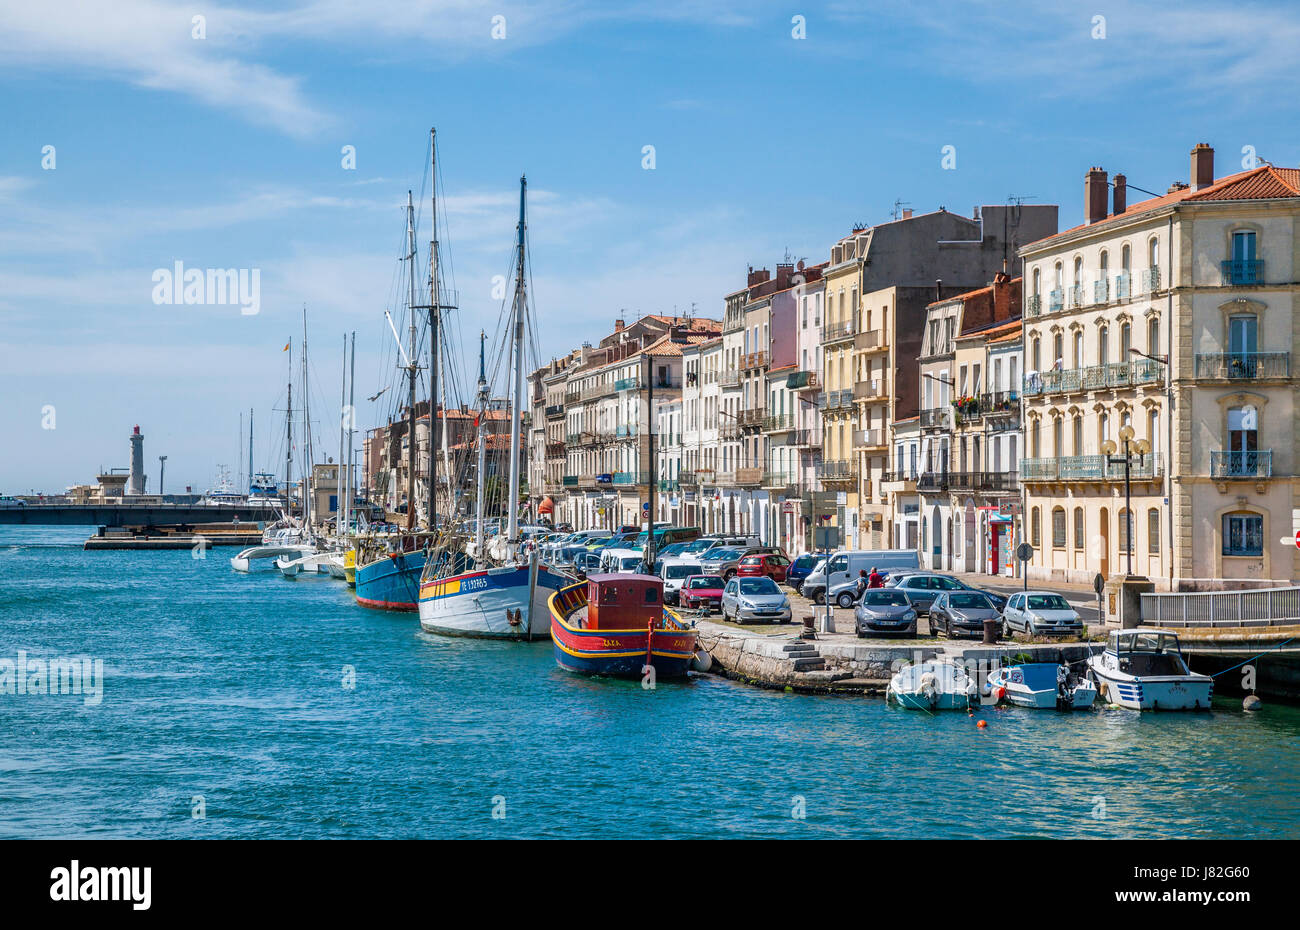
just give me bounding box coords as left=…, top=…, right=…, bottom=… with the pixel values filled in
left=1093, top=572, right=1105, bottom=595
left=1016, top=542, right=1034, bottom=562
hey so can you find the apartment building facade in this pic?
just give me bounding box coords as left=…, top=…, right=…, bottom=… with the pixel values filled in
left=1020, top=143, right=1300, bottom=589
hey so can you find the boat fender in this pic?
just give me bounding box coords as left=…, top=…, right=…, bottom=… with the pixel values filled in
left=994, top=686, right=1006, bottom=701
left=690, top=649, right=712, bottom=673
left=1243, top=694, right=1262, bottom=712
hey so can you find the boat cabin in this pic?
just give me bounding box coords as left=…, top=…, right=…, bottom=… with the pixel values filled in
left=584, top=573, right=664, bottom=631
left=1105, top=629, right=1191, bottom=677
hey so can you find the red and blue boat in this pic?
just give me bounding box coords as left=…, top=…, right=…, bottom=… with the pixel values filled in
left=549, top=573, right=700, bottom=678
left=353, top=533, right=433, bottom=611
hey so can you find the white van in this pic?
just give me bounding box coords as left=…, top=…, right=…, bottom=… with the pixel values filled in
left=801, top=549, right=920, bottom=605
left=659, top=558, right=704, bottom=605
left=599, top=547, right=646, bottom=574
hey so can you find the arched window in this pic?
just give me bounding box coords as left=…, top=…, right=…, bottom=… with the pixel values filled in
left=1098, top=324, right=1109, bottom=365
left=1148, top=237, right=1160, bottom=269
left=1074, top=507, right=1085, bottom=550
left=1120, top=322, right=1132, bottom=357
left=1032, top=267, right=1041, bottom=296
left=1054, top=262, right=1063, bottom=288
left=1031, top=335, right=1041, bottom=372
left=1073, top=414, right=1084, bottom=454
left=1148, top=509, right=1161, bottom=554
left=1052, top=507, right=1067, bottom=548
left=1121, top=243, right=1131, bottom=272
left=1099, top=250, right=1109, bottom=279
left=1148, top=408, right=1160, bottom=457
left=1072, top=330, right=1084, bottom=368
left=1031, top=506, right=1041, bottom=548
left=1148, top=317, right=1160, bottom=357
left=1053, top=417, right=1064, bottom=457
left=1053, top=332, right=1064, bottom=367
left=1073, top=256, right=1083, bottom=286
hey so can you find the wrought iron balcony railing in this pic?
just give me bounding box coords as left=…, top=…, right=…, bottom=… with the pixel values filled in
left=1194, top=352, right=1290, bottom=381
left=1210, top=450, right=1272, bottom=479
left=1221, top=259, right=1264, bottom=286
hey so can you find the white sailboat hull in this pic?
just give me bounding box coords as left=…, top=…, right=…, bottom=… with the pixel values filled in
left=418, top=563, right=566, bottom=639
left=230, top=544, right=315, bottom=573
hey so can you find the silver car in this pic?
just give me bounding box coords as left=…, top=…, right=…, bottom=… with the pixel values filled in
left=1003, top=591, right=1084, bottom=636
left=854, top=589, right=918, bottom=638
left=721, top=576, right=792, bottom=624
left=698, top=547, right=745, bottom=580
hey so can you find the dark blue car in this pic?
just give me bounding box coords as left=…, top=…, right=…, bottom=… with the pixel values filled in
left=785, top=552, right=830, bottom=595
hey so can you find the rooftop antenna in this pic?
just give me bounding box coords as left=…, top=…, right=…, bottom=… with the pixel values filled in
left=890, top=199, right=912, bottom=221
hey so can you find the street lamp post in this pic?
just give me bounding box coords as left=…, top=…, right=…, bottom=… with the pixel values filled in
left=158, top=456, right=167, bottom=497
left=1102, top=425, right=1150, bottom=577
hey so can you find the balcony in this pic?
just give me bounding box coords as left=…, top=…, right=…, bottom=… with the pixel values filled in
left=614, top=376, right=640, bottom=391
left=821, top=320, right=855, bottom=344
left=1221, top=259, right=1264, bottom=286
left=947, top=471, right=1019, bottom=492
left=658, top=478, right=679, bottom=492
left=1210, top=450, right=1272, bottom=479
left=1195, top=352, right=1290, bottom=381
left=854, top=330, right=885, bottom=351
left=712, top=471, right=736, bottom=487
left=743, top=351, right=767, bottom=371
left=740, top=407, right=767, bottom=429
left=545, top=441, right=566, bottom=457
left=853, top=378, right=885, bottom=400
left=952, top=397, right=982, bottom=425
left=545, top=403, right=564, bottom=419
left=789, top=370, right=819, bottom=391
left=1115, top=272, right=1131, bottom=300
left=854, top=428, right=886, bottom=449
left=816, top=460, right=857, bottom=483
left=1067, top=284, right=1085, bottom=309
left=1021, top=453, right=1163, bottom=482
left=1048, top=288, right=1064, bottom=313
left=563, top=475, right=579, bottom=488
left=1093, top=279, right=1109, bottom=304
left=1025, top=294, right=1042, bottom=319
left=720, top=422, right=744, bottom=441
left=792, top=429, right=822, bottom=448
left=613, top=470, right=652, bottom=486
left=880, top=470, right=918, bottom=493
left=615, top=424, right=639, bottom=438
left=762, top=413, right=794, bottom=434
left=919, top=407, right=949, bottom=429
left=917, top=471, right=949, bottom=492
left=1023, top=359, right=1163, bottom=397
left=1140, top=267, right=1161, bottom=293
left=823, top=390, right=855, bottom=412
left=761, top=471, right=795, bottom=490
left=719, top=370, right=742, bottom=388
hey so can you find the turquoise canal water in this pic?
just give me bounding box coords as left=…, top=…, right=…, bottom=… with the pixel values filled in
left=2, top=525, right=1299, bottom=839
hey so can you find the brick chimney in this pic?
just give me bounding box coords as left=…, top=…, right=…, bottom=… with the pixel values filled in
left=1112, top=173, right=1127, bottom=215
left=1191, top=143, right=1214, bottom=190
left=747, top=266, right=770, bottom=288
left=1086, top=167, right=1108, bottom=224
left=613, top=318, right=624, bottom=332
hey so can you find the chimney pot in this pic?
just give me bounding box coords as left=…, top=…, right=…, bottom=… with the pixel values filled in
left=1191, top=143, right=1214, bottom=191
left=1112, top=173, right=1127, bottom=215
left=1085, top=167, right=1109, bottom=224
left=935, top=278, right=942, bottom=302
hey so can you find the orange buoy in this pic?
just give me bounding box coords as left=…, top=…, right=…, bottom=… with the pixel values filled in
left=994, top=686, right=1006, bottom=700
left=977, top=720, right=988, bottom=729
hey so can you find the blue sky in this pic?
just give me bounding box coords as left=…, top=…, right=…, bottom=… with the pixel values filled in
left=1, top=0, right=1297, bottom=493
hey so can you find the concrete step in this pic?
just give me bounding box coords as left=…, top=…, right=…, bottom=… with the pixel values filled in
left=782, top=645, right=820, bottom=657
left=791, top=656, right=826, bottom=670
left=794, top=669, right=853, bottom=684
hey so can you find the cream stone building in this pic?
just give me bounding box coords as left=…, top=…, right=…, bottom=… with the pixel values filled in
left=1020, top=143, right=1300, bottom=590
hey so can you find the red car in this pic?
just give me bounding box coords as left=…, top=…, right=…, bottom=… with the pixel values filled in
left=679, top=574, right=725, bottom=611
left=735, top=553, right=791, bottom=582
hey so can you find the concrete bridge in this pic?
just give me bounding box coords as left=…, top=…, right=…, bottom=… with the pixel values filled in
left=0, top=503, right=280, bottom=527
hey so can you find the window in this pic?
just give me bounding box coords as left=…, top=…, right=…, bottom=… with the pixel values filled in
left=1031, top=507, right=1041, bottom=548
left=1120, top=322, right=1131, bottom=357
left=1223, top=513, right=1263, bottom=556
left=1098, top=325, right=1109, bottom=365
left=1118, top=508, right=1130, bottom=554
left=1232, top=230, right=1257, bottom=263
left=1052, top=508, right=1067, bottom=548
left=1121, top=244, right=1131, bottom=272
left=1032, top=268, right=1040, bottom=296
left=1073, top=414, right=1083, bottom=454
left=1072, top=331, right=1084, bottom=367
left=1148, top=318, right=1160, bottom=357
left=1148, top=237, right=1160, bottom=268
left=1148, top=508, right=1160, bottom=554
left=1229, top=314, right=1258, bottom=357
left=1074, top=507, right=1084, bottom=549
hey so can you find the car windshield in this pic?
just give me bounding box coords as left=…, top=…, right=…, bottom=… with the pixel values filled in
left=740, top=556, right=762, bottom=565
left=687, top=576, right=723, bottom=589
left=680, top=539, right=715, bottom=554
left=949, top=593, right=993, bottom=609
left=1028, top=594, right=1070, bottom=610
left=738, top=578, right=779, bottom=596
left=707, top=549, right=741, bottom=560
left=665, top=564, right=701, bottom=579
left=863, top=591, right=908, bottom=607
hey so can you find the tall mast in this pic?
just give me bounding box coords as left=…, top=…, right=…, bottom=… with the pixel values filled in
left=506, top=175, right=527, bottom=543
left=238, top=412, right=243, bottom=495
left=346, top=331, right=356, bottom=534
left=474, top=332, right=488, bottom=559
left=405, top=190, right=419, bottom=532
left=302, top=306, right=312, bottom=530
left=428, top=128, right=439, bottom=535
left=338, top=333, right=347, bottom=532
left=285, top=337, right=293, bottom=515
left=248, top=407, right=254, bottom=496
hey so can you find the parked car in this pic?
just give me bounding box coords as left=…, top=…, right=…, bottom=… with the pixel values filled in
left=854, top=588, right=919, bottom=638
left=1003, top=591, right=1084, bottom=637
left=735, top=552, right=791, bottom=582
left=802, top=548, right=920, bottom=604
left=660, top=559, right=704, bottom=605
left=882, top=573, right=972, bottom=615
left=697, top=547, right=747, bottom=580
left=571, top=551, right=603, bottom=576
left=928, top=591, right=1004, bottom=639
left=679, top=574, right=726, bottom=612
left=0, top=495, right=24, bottom=507
left=785, top=552, right=829, bottom=594
left=721, top=576, right=792, bottom=624
left=680, top=535, right=762, bottom=560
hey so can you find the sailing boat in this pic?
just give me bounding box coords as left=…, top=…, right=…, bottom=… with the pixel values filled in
left=417, top=175, right=566, bottom=639
left=354, top=131, right=447, bottom=610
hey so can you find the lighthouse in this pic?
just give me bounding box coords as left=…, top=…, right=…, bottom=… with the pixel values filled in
left=128, top=425, right=147, bottom=495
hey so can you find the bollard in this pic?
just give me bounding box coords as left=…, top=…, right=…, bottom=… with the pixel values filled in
left=982, top=619, right=998, bottom=644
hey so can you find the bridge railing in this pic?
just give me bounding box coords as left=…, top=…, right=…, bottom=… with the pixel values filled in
left=1140, top=586, right=1300, bottom=628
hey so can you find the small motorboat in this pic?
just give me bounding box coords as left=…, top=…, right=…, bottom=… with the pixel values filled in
left=549, top=573, right=699, bottom=678
left=276, top=550, right=330, bottom=578
left=989, top=662, right=1097, bottom=709
left=887, top=661, right=978, bottom=710
left=1087, top=629, right=1213, bottom=710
